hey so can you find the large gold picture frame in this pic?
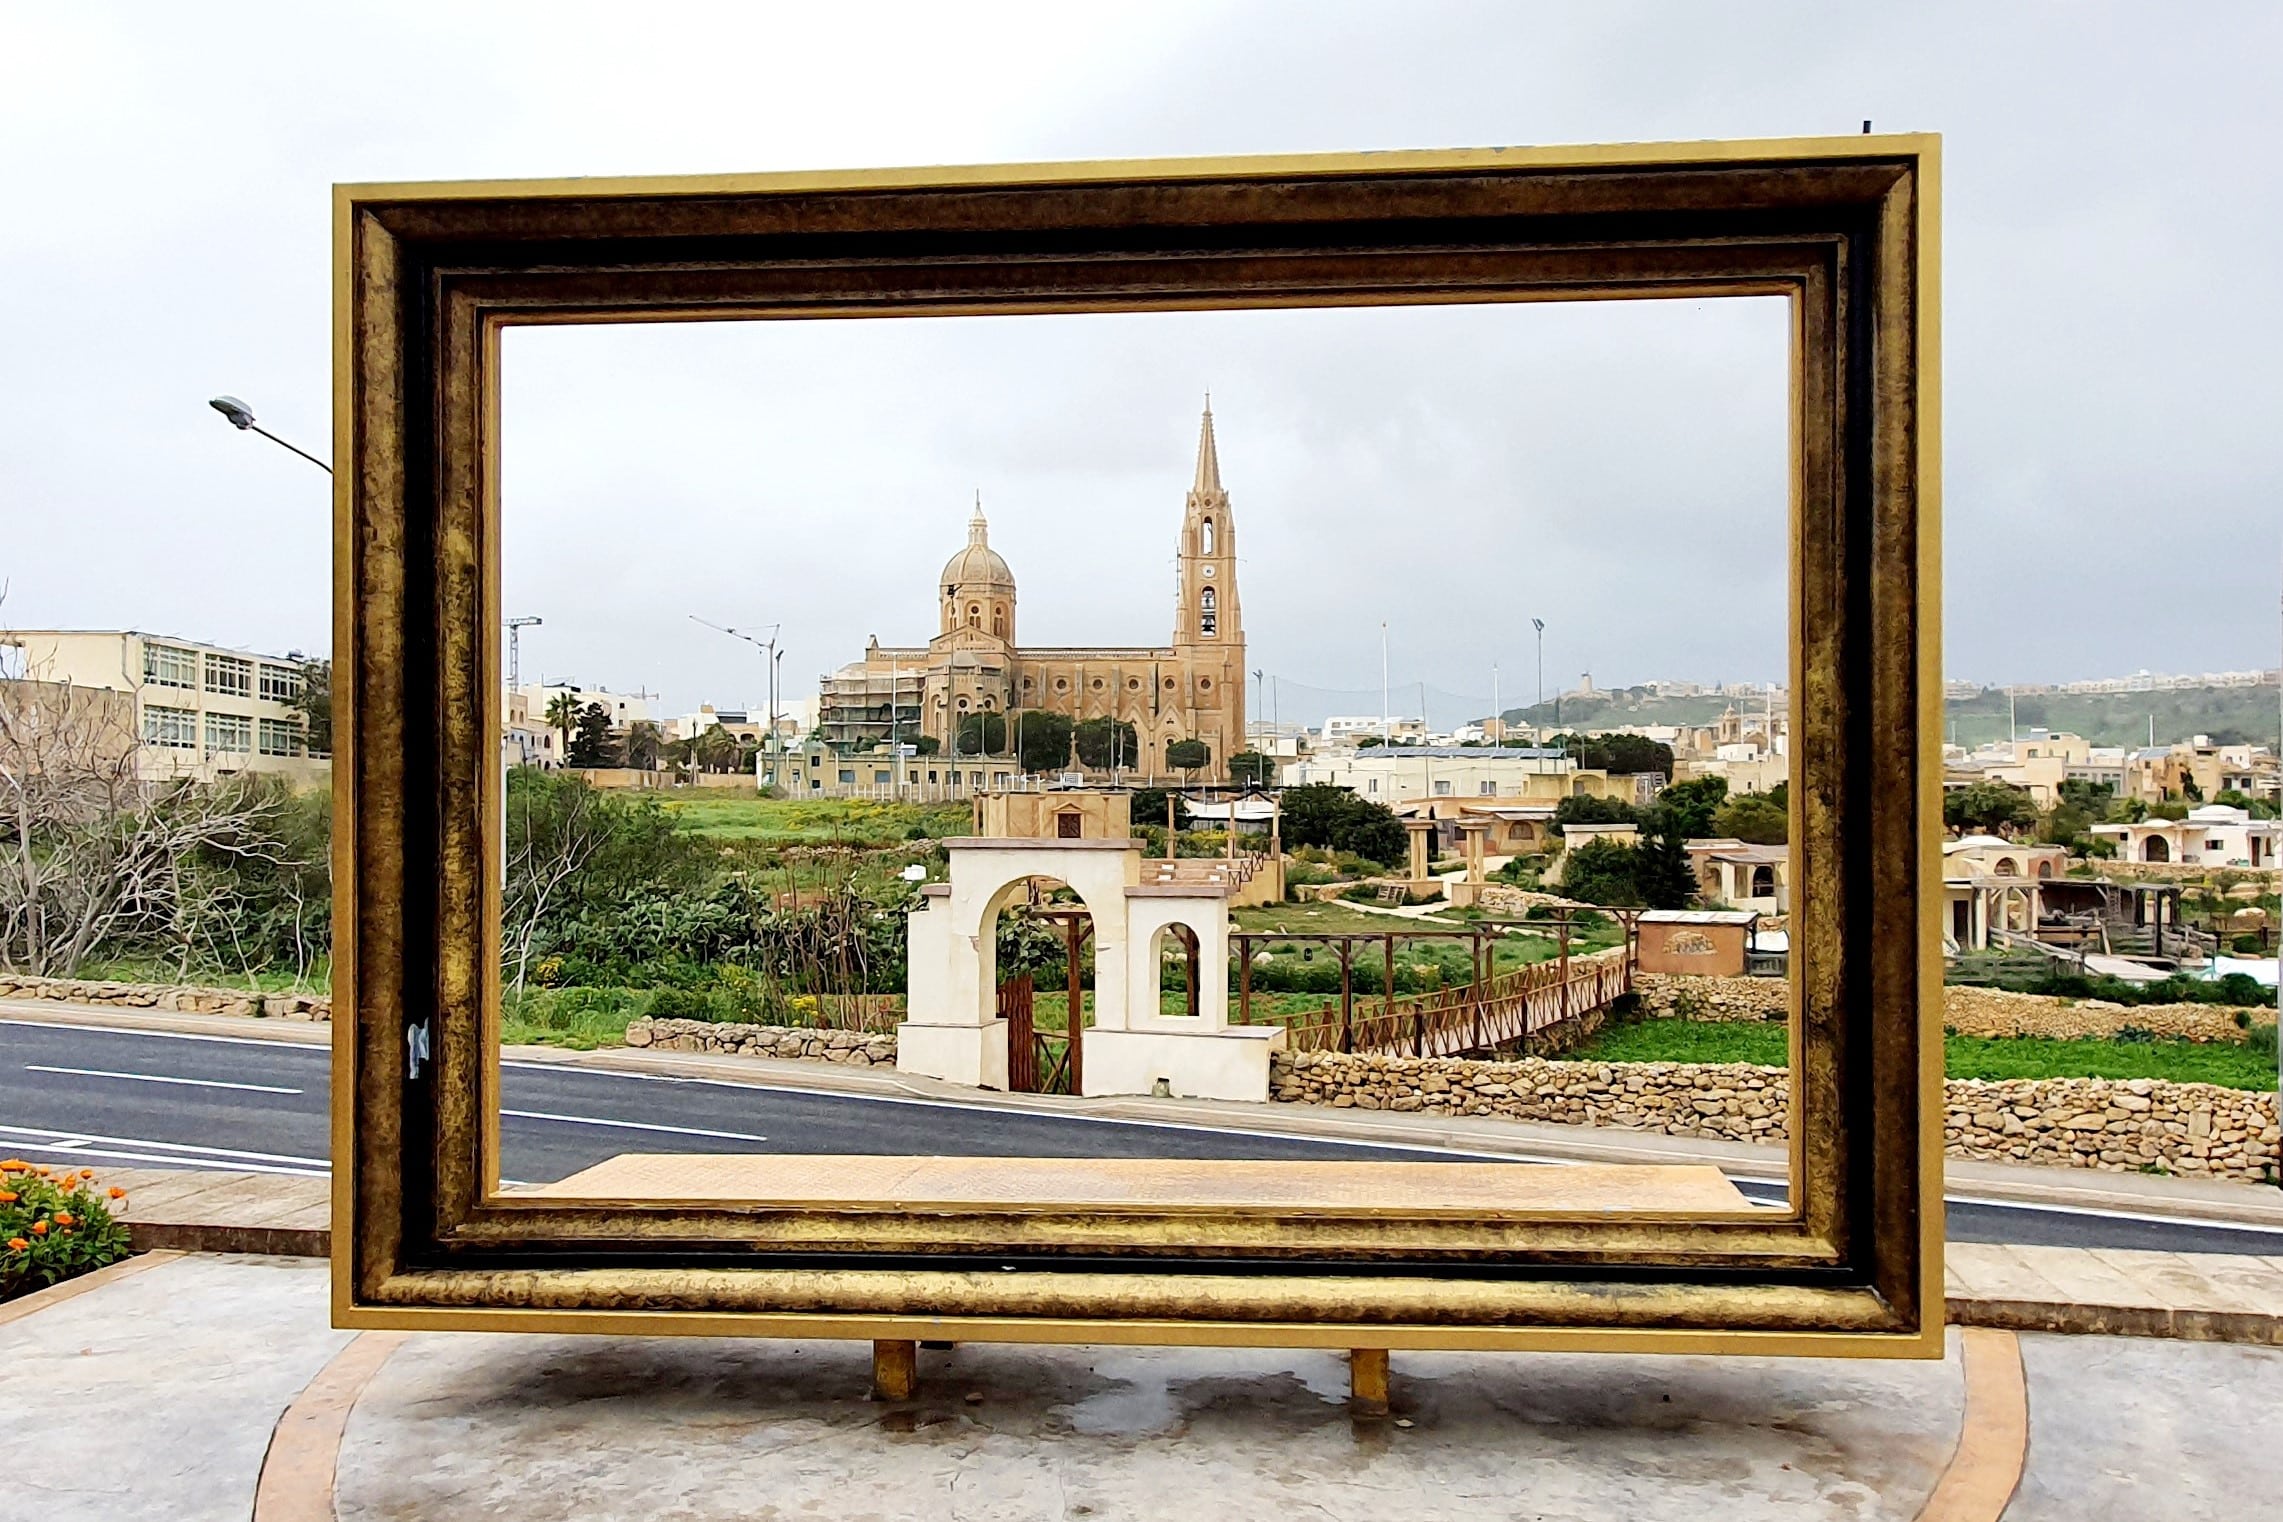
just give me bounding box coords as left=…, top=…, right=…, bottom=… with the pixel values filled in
left=332, top=136, right=1943, bottom=1356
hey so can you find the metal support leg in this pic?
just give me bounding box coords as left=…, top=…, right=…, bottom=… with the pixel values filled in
left=1348, top=1347, right=1389, bottom=1416
left=872, top=1339, right=917, bottom=1401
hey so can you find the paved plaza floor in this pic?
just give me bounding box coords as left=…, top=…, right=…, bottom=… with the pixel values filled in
left=1, top=1252, right=2275, bottom=1521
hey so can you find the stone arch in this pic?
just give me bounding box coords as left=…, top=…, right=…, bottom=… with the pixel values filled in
left=2143, top=835, right=2170, bottom=862
left=2035, top=858, right=2054, bottom=879
left=1750, top=865, right=1775, bottom=899
left=1993, top=857, right=2019, bottom=876
left=1200, top=517, right=1215, bottom=554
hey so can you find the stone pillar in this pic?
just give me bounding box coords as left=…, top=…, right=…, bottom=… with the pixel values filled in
left=1405, top=818, right=1434, bottom=886
left=1461, top=821, right=1489, bottom=884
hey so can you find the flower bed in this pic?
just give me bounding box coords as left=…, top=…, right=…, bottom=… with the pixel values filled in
left=1, top=1161, right=134, bottom=1302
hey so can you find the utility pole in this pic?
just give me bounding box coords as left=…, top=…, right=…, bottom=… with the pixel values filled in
left=504, top=616, right=541, bottom=690
left=1491, top=661, right=1499, bottom=743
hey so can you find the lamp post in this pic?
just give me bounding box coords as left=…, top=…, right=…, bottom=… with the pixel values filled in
left=690, top=617, right=779, bottom=788
left=208, top=396, right=331, bottom=474
left=1531, top=617, right=1545, bottom=747
left=1380, top=620, right=1391, bottom=745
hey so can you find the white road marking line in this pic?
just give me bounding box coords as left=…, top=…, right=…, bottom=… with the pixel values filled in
left=499, top=1109, right=768, bottom=1142
left=3, top=1017, right=321, bottom=1050
left=25, top=1064, right=301, bottom=1095
left=0, top=1142, right=327, bottom=1177
left=0, top=1123, right=330, bottom=1169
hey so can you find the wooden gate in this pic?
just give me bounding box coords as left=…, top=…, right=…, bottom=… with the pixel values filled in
left=999, top=973, right=1038, bottom=1092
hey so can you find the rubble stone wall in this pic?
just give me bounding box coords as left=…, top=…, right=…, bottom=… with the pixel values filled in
left=1269, top=1050, right=2280, bottom=1183
left=0, top=974, right=329, bottom=1020
left=1633, top=973, right=2263, bottom=1043
left=624, top=1017, right=896, bottom=1066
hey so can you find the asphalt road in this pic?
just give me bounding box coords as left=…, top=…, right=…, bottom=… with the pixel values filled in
left=5, top=1017, right=2280, bottom=1256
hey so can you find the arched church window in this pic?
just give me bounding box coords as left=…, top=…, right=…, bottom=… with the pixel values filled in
left=967, top=604, right=981, bottom=628
left=1200, top=586, right=1217, bottom=637
left=1200, top=518, right=1216, bottom=554
left=992, top=604, right=1006, bottom=636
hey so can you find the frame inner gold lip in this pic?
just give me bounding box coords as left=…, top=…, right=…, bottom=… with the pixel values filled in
left=337, top=138, right=1939, bottom=1350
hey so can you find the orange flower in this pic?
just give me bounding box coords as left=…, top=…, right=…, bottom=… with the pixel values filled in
left=5, top=1238, right=26, bottom=1252
left=108, top=1187, right=127, bottom=1200
left=0, top=1190, right=17, bottom=1204
left=53, top=1213, right=74, bottom=1228
left=0, top=1160, right=26, bottom=1172
left=29, top=1221, right=48, bottom=1236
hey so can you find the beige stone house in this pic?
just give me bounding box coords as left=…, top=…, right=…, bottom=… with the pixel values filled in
left=1685, top=840, right=1790, bottom=914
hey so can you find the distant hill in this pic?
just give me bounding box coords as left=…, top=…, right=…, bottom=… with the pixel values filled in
left=1501, top=682, right=2281, bottom=750
left=1940, top=686, right=2279, bottom=750
left=1500, top=688, right=1762, bottom=732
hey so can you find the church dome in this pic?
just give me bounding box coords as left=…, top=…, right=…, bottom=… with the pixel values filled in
left=941, top=502, right=1015, bottom=591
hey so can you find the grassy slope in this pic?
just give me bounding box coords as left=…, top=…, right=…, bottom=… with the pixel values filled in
left=1572, top=1018, right=2279, bottom=1090
left=1503, top=681, right=2280, bottom=750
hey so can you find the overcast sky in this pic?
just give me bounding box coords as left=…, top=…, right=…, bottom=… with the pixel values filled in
left=5, top=4, right=2279, bottom=727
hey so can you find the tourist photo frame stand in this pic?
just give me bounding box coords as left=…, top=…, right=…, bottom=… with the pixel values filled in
left=332, top=136, right=1943, bottom=1357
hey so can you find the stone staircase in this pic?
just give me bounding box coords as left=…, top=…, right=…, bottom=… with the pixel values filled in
left=1144, top=852, right=1278, bottom=905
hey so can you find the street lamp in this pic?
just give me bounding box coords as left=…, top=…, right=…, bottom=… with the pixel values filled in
left=690, top=616, right=781, bottom=788
left=208, top=396, right=332, bottom=475
left=1531, top=617, right=1546, bottom=748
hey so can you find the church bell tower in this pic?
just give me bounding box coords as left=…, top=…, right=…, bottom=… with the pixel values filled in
left=1171, top=400, right=1246, bottom=775
left=1175, top=401, right=1241, bottom=647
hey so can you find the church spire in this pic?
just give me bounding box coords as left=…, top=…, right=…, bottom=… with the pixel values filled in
left=1190, top=397, right=1223, bottom=498
left=968, top=489, right=988, bottom=546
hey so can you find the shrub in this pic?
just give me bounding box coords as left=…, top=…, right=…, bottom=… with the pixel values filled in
left=2, top=1161, right=133, bottom=1300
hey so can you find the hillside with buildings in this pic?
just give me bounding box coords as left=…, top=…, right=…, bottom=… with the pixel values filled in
left=1504, top=675, right=2280, bottom=752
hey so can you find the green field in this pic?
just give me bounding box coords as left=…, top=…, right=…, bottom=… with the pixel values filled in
left=661, top=794, right=974, bottom=843
left=1572, top=1018, right=2280, bottom=1090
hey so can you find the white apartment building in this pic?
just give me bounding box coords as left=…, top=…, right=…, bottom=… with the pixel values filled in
left=0, top=628, right=321, bottom=783
left=1282, top=746, right=1636, bottom=805
left=1320, top=714, right=1426, bottom=744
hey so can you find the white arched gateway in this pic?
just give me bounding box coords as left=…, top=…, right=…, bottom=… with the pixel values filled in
left=899, top=837, right=1282, bottom=1101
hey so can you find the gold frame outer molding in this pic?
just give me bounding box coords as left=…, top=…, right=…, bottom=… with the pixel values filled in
left=333, top=136, right=1943, bottom=1356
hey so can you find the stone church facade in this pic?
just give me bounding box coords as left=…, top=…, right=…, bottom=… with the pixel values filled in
left=818, top=406, right=1247, bottom=781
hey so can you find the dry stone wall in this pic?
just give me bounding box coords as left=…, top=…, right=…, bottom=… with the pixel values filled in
left=0, top=974, right=329, bottom=1020
left=624, top=1017, right=896, bottom=1066
left=1270, top=1051, right=2280, bottom=1183
left=1634, top=973, right=2265, bottom=1044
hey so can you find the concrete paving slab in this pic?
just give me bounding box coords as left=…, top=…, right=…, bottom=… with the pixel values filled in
left=2010, top=1332, right=2283, bottom=1520
left=336, top=1330, right=1968, bottom=1522
left=0, top=1253, right=350, bottom=1522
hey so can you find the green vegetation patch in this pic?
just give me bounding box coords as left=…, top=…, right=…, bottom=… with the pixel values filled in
left=662, top=795, right=972, bottom=843
left=1571, top=1018, right=2280, bottom=1090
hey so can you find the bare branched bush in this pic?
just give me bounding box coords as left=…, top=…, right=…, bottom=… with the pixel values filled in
left=0, top=675, right=318, bottom=979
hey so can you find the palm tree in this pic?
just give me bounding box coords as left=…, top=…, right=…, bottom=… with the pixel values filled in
left=544, top=692, right=579, bottom=764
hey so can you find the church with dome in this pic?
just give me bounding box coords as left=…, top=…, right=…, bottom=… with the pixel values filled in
left=816, top=404, right=1247, bottom=781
